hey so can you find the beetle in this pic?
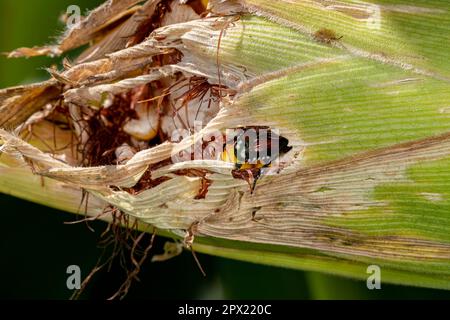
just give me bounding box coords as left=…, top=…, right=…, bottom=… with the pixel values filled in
left=222, top=126, right=292, bottom=193
left=314, top=28, right=343, bottom=44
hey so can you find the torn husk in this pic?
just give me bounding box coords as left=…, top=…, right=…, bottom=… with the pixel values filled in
left=1, top=0, right=450, bottom=289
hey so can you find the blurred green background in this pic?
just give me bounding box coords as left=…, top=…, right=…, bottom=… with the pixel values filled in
left=1, top=0, right=450, bottom=300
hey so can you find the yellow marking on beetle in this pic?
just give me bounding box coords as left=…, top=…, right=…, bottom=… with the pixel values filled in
left=221, top=143, right=267, bottom=170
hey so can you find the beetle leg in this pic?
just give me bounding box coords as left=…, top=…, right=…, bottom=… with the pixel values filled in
left=248, top=168, right=262, bottom=194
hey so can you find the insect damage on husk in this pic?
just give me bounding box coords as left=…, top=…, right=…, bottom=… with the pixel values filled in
left=0, top=0, right=302, bottom=299
left=0, top=0, right=301, bottom=243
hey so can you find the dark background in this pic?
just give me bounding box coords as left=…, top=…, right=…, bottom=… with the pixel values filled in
left=1, top=0, right=450, bottom=299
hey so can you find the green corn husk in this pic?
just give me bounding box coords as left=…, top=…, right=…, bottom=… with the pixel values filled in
left=1, top=0, right=450, bottom=289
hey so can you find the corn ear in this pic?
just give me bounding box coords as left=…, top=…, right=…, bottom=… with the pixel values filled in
left=1, top=0, right=450, bottom=289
